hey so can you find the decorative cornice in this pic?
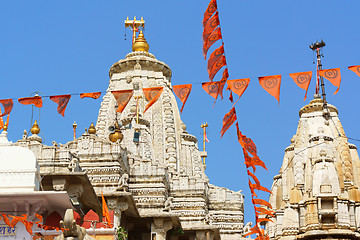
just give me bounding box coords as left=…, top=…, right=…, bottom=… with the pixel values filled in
left=109, top=52, right=172, bottom=78
left=299, top=99, right=338, bottom=117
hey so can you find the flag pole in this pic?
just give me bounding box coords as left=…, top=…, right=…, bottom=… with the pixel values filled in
left=310, top=40, right=329, bottom=119
left=200, top=122, right=208, bottom=167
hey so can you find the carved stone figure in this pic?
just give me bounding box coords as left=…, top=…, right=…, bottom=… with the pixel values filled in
left=163, top=197, right=173, bottom=212
left=55, top=209, right=94, bottom=240
left=116, top=173, right=129, bottom=191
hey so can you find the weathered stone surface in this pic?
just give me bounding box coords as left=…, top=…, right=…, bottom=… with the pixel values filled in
left=266, top=98, right=360, bottom=239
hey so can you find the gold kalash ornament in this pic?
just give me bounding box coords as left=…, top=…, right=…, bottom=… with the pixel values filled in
left=109, top=122, right=123, bottom=143
left=30, top=120, right=40, bottom=134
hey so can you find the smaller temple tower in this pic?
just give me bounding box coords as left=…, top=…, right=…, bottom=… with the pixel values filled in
left=266, top=42, right=360, bottom=239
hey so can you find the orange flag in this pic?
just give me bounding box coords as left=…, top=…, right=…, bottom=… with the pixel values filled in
left=255, top=207, right=275, bottom=217
left=0, top=99, right=13, bottom=117
left=111, top=89, right=134, bottom=113
left=102, top=192, right=113, bottom=228
left=243, top=148, right=267, bottom=172
left=173, top=84, right=192, bottom=113
left=50, top=95, right=71, bottom=117
left=348, top=65, right=360, bottom=77
left=34, top=213, right=43, bottom=224
left=202, top=81, right=220, bottom=102
left=2, top=214, right=11, bottom=227
left=259, top=75, right=281, bottom=103
left=18, top=96, right=42, bottom=108
left=249, top=181, right=271, bottom=196
left=248, top=170, right=262, bottom=188
left=23, top=220, right=34, bottom=235
left=143, top=87, right=163, bottom=113
left=203, top=27, right=222, bottom=58
left=243, top=225, right=262, bottom=237
left=80, top=92, right=101, bottom=99
left=227, top=78, right=250, bottom=99
left=203, top=11, right=220, bottom=43
left=289, top=71, right=312, bottom=101
left=208, top=45, right=224, bottom=73
left=319, top=68, right=341, bottom=95
left=252, top=199, right=273, bottom=209
left=208, top=55, right=226, bottom=81
left=220, top=107, right=237, bottom=137
left=218, top=68, right=229, bottom=99
left=203, top=0, right=217, bottom=26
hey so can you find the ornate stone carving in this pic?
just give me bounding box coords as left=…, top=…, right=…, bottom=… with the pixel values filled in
left=55, top=209, right=94, bottom=240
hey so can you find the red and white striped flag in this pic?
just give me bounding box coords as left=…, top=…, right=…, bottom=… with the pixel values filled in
left=205, top=128, right=210, bottom=142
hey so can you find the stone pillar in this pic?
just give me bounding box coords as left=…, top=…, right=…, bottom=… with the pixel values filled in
left=151, top=218, right=173, bottom=240
left=276, top=210, right=284, bottom=237
left=355, top=204, right=360, bottom=231
left=107, top=198, right=129, bottom=228
left=349, top=202, right=356, bottom=230
left=299, top=202, right=306, bottom=231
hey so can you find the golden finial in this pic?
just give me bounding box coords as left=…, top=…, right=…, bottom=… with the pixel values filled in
left=30, top=120, right=40, bottom=134
left=109, top=122, right=123, bottom=143
left=88, top=122, right=96, bottom=134
left=132, top=31, right=149, bottom=52
left=125, top=16, right=145, bottom=44
left=3, top=123, right=8, bottom=132
left=200, top=122, right=209, bottom=168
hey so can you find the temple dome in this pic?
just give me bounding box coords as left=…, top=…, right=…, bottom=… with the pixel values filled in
left=0, top=131, right=39, bottom=192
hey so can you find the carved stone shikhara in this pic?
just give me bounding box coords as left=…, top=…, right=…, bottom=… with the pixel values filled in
left=266, top=99, right=360, bottom=240
left=15, top=50, right=244, bottom=239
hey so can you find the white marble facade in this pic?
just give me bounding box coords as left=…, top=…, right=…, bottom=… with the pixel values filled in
left=14, top=38, right=244, bottom=239
left=266, top=98, right=360, bottom=240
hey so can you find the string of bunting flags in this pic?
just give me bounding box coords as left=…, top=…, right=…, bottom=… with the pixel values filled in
left=171, top=65, right=360, bottom=112
left=201, top=1, right=273, bottom=238
left=0, top=87, right=166, bottom=130
left=0, top=212, right=68, bottom=236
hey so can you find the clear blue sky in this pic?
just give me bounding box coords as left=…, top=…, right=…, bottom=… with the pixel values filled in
left=1, top=1, right=360, bottom=225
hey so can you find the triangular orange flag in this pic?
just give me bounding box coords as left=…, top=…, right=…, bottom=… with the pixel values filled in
left=203, top=11, right=220, bottom=43
left=208, top=55, right=226, bottom=81
left=252, top=199, right=273, bottom=209
left=203, top=27, right=222, bottom=58
left=80, top=92, right=101, bottom=99
left=102, top=192, right=113, bottom=228
left=348, top=65, right=360, bottom=77
left=319, top=68, right=341, bottom=95
left=0, top=99, right=13, bottom=117
left=254, top=207, right=275, bottom=217
left=220, top=107, right=237, bottom=137
left=227, top=78, right=250, bottom=100
left=207, top=45, right=224, bottom=74
left=2, top=214, right=11, bottom=227
left=289, top=71, right=312, bottom=101
left=173, top=84, right=192, bottom=113
left=243, top=148, right=267, bottom=172
left=50, top=95, right=71, bottom=117
left=258, top=75, right=281, bottom=103
left=111, top=89, right=134, bottom=113
left=18, top=96, right=42, bottom=108
left=143, top=87, right=163, bottom=113
left=218, top=68, right=229, bottom=99
left=203, top=0, right=217, bottom=27
left=202, top=81, right=220, bottom=102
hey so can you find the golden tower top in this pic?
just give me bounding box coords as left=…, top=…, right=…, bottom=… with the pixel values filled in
left=125, top=16, right=149, bottom=52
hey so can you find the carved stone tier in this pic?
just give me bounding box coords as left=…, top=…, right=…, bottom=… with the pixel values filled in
left=266, top=99, right=360, bottom=239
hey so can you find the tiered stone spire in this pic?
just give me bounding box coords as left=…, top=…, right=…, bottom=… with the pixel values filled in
left=266, top=98, right=360, bottom=239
